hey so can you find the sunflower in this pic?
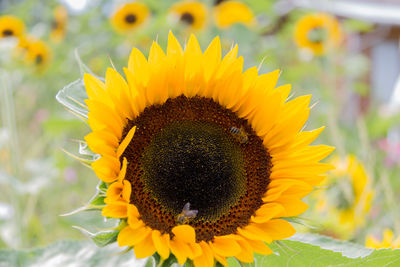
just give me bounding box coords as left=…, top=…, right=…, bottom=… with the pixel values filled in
left=0, top=15, right=25, bottom=39
left=294, top=13, right=342, bottom=56
left=213, top=1, right=255, bottom=29
left=24, top=39, right=52, bottom=69
left=13, top=34, right=33, bottom=58
left=111, top=2, right=150, bottom=33
left=50, top=5, right=68, bottom=43
left=169, top=1, right=207, bottom=31
left=366, top=229, right=400, bottom=249
left=312, top=155, right=373, bottom=238
left=83, top=32, right=333, bottom=266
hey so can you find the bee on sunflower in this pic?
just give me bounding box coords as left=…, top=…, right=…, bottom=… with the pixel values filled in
left=0, top=15, right=25, bottom=39
left=312, top=155, right=373, bottom=239
left=213, top=0, right=255, bottom=29
left=50, top=5, right=68, bottom=43
left=294, top=13, right=342, bottom=56
left=366, top=229, right=400, bottom=249
left=169, top=1, right=207, bottom=31
left=111, top=2, right=150, bottom=33
left=65, top=32, right=334, bottom=266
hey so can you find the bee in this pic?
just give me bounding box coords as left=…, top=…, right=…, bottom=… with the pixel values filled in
left=230, top=126, right=249, bottom=144
left=176, top=202, right=198, bottom=225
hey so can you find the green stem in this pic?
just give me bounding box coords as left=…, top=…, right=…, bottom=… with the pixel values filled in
left=0, top=71, right=23, bottom=247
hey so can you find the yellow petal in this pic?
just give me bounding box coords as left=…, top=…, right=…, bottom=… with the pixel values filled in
left=167, top=31, right=183, bottom=56
left=251, top=202, right=285, bottom=224
left=117, top=157, right=128, bottom=182
left=104, top=180, right=123, bottom=203
left=102, top=202, right=127, bottom=218
left=210, top=236, right=241, bottom=257
left=234, top=239, right=254, bottom=263
left=83, top=73, right=106, bottom=100
left=237, top=223, right=272, bottom=243
left=117, top=226, right=136, bottom=247
left=193, top=241, right=214, bottom=267
left=172, top=224, right=196, bottom=244
left=127, top=204, right=143, bottom=228
left=257, top=219, right=296, bottom=241
left=148, top=41, right=166, bottom=64
left=152, top=230, right=170, bottom=259
left=203, top=36, right=221, bottom=81
left=246, top=239, right=273, bottom=255
left=170, top=240, right=192, bottom=265
left=85, top=130, right=118, bottom=156
left=213, top=252, right=228, bottom=266
left=117, top=126, right=136, bottom=158
left=134, top=234, right=157, bottom=258
left=122, top=179, right=131, bottom=202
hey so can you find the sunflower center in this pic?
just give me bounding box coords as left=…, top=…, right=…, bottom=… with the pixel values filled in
left=52, top=20, right=59, bottom=30
left=2, top=29, right=13, bottom=37
left=180, top=12, right=194, bottom=25
left=142, top=120, right=246, bottom=219
left=329, top=176, right=355, bottom=210
left=214, top=0, right=227, bottom=5
left=125, top=14, right=137, bottom=24
left=35, top=55, right=43, bottom=65
left=308, top=27, right=327, bottom=43
left=121, top=95, right=271, bottom=242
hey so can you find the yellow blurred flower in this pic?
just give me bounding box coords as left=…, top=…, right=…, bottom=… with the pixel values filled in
left=313, top=155, right=373, bottom=238
left=366, top=229, right=400, bottom=249
left=169, top=1, right=207, bottom=31
left=14, top=35, right=35, bottom=57
left=50, top=5, right=68, bottom=43
left=294, top=13, right=342, bottom=56
left=0, top=15, right=25, bottom=39
left=213, top=1, right=255, bottom=29
left=24, top=39, right=52, bottom=69
left=111, top=2, right=150, bottom=33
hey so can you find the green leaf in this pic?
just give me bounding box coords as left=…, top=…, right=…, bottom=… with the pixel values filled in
left=2, top=234, right=400, bottom=266
left=227, top=233, right=400, bottom=266
left=97, top=181, right=108, bottom=194
left=60, top=183, right=106, bottom=216
left=74, top=48, right=96, bottom=77
left=55, top=79, right=89, bottom=119
left=0, top=240, right=144, bottom=266
left=72, top=226, right=119, bottom=247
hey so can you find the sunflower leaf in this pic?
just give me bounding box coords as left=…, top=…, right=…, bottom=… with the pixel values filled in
left=56, top=79, right=89, bottom=119
left=2, top=234, right=400, bottom=266
left=97, top=181, right=108, bottom=193
left=60, top=187, right=105, bottom=216
left=227, top=233, right=400, bottom=266
left=0, top=240, right=145, bottom=266
left=72, top=226, right=119, bottom=247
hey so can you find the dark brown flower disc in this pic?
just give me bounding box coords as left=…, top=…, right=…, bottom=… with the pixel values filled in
left=121, top=95, right=272, bottom=242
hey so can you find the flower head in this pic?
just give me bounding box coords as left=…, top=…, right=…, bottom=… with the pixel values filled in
left=313, top=155, right=373, bottom=238
left=294, top=13, right=342, bottom=56
left=111, top=2, right=150, bottom=33
left=213, top=1, right=255, bottom=29
left=169, top=1, right=207, bottom=30
left=366, top=229, right=400, bottom=249
left=83, top=32, right=333, bottom=266
left=50, top=5, right=68, bottom=43
left=0, top=15, right=25, bottom=39
left=24, top=39, right=52, bottom=69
